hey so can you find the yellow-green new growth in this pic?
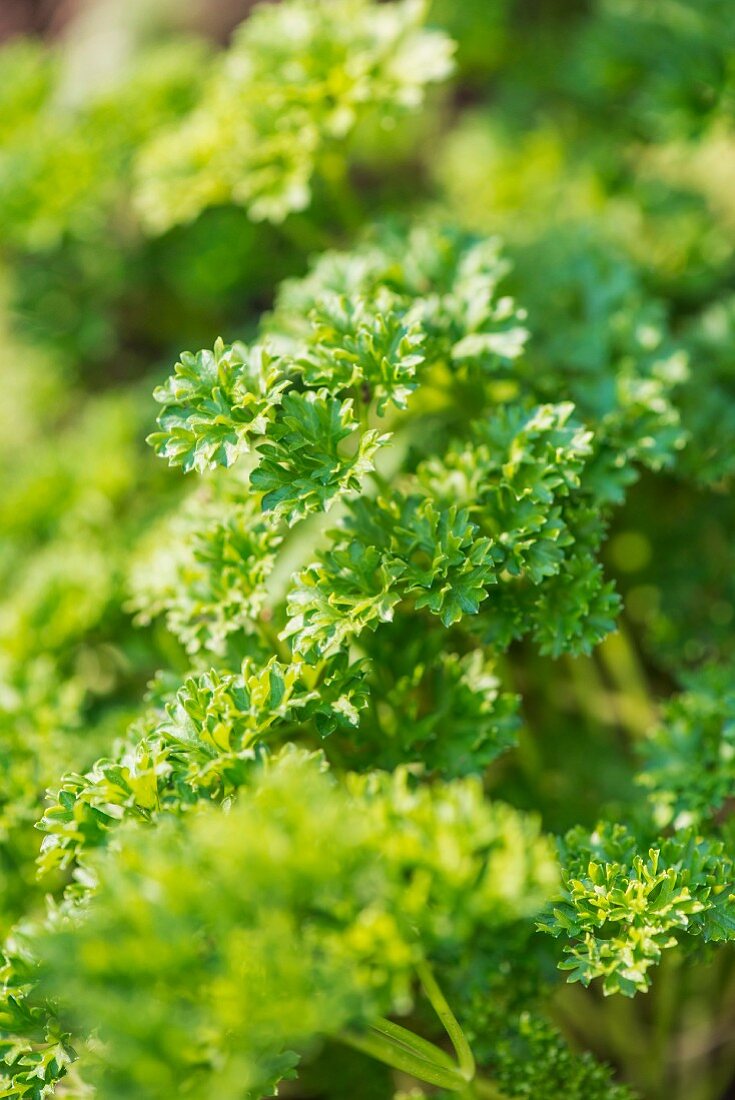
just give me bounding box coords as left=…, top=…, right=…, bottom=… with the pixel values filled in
left=134, top=0, right=455, bottom=229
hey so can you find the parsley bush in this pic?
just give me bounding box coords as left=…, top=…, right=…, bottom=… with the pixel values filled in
left=1, top=1, right=735, bottom=1098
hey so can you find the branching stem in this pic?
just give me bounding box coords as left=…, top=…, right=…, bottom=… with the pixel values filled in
left=340, top=1021, right=468, bottom=1090
left=337, top=962, right=481, bottom=1092
left=416, top=959, right=476, bottom=1081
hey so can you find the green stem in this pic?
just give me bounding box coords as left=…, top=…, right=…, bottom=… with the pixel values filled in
left=597, top=617, right=656, bottom=739
left=417, top=960, right=475, bottom=1082
left=369, top=467, right=391, bottom=496
left=278, top=211, right=334, bottom=255
left=256, top=613, right=291, bottom=663
left=339, top=1022, right=468, bottom=1091
left=474, top=1077, right=509, bottom=1099
left=320, top=151, right=365, bottom=234
left=369, top=1015, right=458, bottom=1070
left=356, top=390, right=372, bottom=433
left=338, top=965, right=511, bottom=1099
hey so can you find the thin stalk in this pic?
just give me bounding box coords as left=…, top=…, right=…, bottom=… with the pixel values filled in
left=474, top=1078, right=509, bottom=1099
left=320, top=151, right=365, bottom=234
left=256, top=612, right=291, bottom=663
left=416, top=960, right=475, bottom=1082
left=277, top=212, right=334, bottom=255
left=339, top=1023, right=468, bottom=1091
left=597, top=618, right=656, bottom=739
left=369, top=467, right=391, bottom=496
left=652, top=950, right=680, bottom=1086
left=369, top=1015, right=458, bottom=1070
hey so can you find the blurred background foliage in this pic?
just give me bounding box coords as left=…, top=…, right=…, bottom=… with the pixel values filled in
left=0, top=1, right=734, bottom=1098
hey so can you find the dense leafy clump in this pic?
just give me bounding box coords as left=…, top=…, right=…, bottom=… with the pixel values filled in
left=39, top=748, right=556, bottom=1099
left=135, top=0, right=454, bottom=229
left=565, top=0, right=735, bottom=141
left=638, top=663, right=735, bottom=828
left=1, top=1, right=735, bottom=1098
left=24, top=215, right=733, bottom=1094
left=463, top=1004, right=636, bottom=1100
left=542, top=824, right=735, bottom=996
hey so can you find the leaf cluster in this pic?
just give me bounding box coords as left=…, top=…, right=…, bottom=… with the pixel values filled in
left=541, top=823, right=735, bottom=996
left=135, top=0, right=454, bottom=229
left=38, top=748, right=557, bottom=1100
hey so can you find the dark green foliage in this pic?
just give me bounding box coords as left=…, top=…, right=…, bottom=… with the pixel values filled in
left=1, top=1, right=735, bottom=1098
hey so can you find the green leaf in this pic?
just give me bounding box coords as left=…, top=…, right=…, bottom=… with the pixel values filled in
left=296, top=290, right=425, bottom=411
left=250, top=389, right=389, bottom=525
left=148, top=340, right=288, bottom=473
left=541, top=823, right=735, bottom=995
left=134, top=0, right=455, bottom=229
